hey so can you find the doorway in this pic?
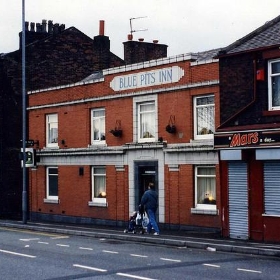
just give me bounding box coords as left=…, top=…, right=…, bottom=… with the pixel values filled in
left=134, top=161, right=158, bottom=207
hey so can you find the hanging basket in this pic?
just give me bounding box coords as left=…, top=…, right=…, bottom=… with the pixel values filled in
left=166, top=115, right=176, bottom=134
left=110, top=129, right=122, bottom=137
left=166, top=124, right=176, bottom=134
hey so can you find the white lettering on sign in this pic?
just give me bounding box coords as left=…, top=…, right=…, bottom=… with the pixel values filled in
left=110, top=66, right=184, bottom=91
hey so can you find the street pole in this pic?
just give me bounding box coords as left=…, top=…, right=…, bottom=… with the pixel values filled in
left=22, top=0, right=27, bottom=224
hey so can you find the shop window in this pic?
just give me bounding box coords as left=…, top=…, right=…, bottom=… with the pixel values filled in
left=89, top=166, right=107, bottom=207
left=46, top=114, right=58, bottom=147
left=192, top=166, right=217, bottom=214
left=44, top=167, right=58, bottom=203
left=194, top=95, right=214, bottom=140
left=268, top=59, right=280, bottom=110
left=91, top=108, right=106, bottom=144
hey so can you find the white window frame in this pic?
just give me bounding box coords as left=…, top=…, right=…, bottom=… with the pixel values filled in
left=89, top=166, right=107, bottom=207
left=193, top=95, right=214, bottom=140
left=133, top=95, right=158, bottom=143
left=46, top=114, right=58, bottom=148
left=268, top=59, right=280, bottom=111
left=91, top=108, right=106, bottom=145
left=194, top=166, right=216, bottom=211
left=45, top=167, right=58, bottom=202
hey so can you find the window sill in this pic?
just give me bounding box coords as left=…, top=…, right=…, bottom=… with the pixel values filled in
left=88, top=201, right=108, bottom=207
left=138, top=138, right=156, bottom=143
left=262, top=110, right=280, bottom=116
left=88, top=143, right=107, bottom=148
left=44, top=198, right=59, bottom=204
left=44, top=146, right=59, bottom=149
left=191, top=208, right=218, bottom=215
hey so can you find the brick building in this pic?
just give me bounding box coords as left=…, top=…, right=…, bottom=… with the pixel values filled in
left=215, top=15, right=280, bottom=242
left=28, top=46, right=221, bottom=231
left=0, top=20, right=124, bottom=219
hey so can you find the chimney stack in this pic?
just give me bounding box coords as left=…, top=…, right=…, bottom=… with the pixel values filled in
left=123, top=39, right=168, bottom=64
left=93, top=20, right=111, bottom=69
left=19, top=20, right=65, bottom=49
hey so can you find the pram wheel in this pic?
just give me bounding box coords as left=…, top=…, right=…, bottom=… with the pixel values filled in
left=124, top=229, right=128, bottom=233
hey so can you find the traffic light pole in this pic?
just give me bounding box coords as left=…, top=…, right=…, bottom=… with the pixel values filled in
left=22, top=0, right=27, bottom=224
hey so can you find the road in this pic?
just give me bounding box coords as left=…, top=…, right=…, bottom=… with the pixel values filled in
left=0, top=226, right=279, bottom=280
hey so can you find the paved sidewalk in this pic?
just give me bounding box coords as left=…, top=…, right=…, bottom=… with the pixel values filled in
left=1, top=220, right=280, bottom=258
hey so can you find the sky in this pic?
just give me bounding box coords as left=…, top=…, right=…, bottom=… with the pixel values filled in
left=1, top=0, right=280, bottom=59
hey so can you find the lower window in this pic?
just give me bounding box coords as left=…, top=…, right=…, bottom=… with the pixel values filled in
left=192, top=166, right=217, bottom=214
left=89, top=166, right=107, bottom=207
left=44, top=167, right=58, bottom=203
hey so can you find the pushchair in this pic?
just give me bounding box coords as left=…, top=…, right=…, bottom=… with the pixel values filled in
left=124, top=204, right=149, bottom=234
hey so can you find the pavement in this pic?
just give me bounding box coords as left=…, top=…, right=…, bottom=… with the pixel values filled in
left=1, top=219, right=280, bottom=258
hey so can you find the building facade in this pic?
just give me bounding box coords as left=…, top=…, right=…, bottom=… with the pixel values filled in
left=215, top=15, right=280, bottom=242
left=28, top=48, right=221, bottom=231
left=0, top=20, right=124, bottom=219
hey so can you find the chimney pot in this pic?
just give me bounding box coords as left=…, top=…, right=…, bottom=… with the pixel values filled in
left=42, top=19, right=47, bottom=33
left=48, top=20, right=53, bottom=33
left=138, top=38, right=144, bottom=42
left=127, top=34, right=133, bottom=41
left=30, top=22, right=35, bottom=32
left=36, top=23, right=42, bottom=32
left=153, top=40, right=159, bottom=44
left=53, top=23, right=59, bottom=34
left=99, top=20, right=105, bottom=36
left=25, top=21, right=29, bottom=31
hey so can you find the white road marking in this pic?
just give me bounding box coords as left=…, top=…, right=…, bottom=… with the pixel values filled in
left=79, top=247, right=93, bottom=251
left=56, top=244, right=70, bottom=247
left=160, top=257, right=181, bottom=262
left=102, top=250, right=118, bottom=254
left=20, top=238, right=40, bottom=242
left=0, top=249, right=36, bottom=258
left=203, top=263, right=220, bottom=268
left=117, top=273, right=157, bottom=280
left=130, top=254, right=148, bottom=258
left=38, top=241, right=49, bottom=244
left=51, top=236, right=69, bottom=239
left=237, top=268, right=262, bottom=273
left=73, top=264, right=107, bottom=272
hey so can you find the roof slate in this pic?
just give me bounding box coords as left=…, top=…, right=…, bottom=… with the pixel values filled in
left=222, top=14, right=280, bottom=55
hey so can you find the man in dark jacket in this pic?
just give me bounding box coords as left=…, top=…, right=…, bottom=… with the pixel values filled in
left=140, top=182, right=160, bottom=235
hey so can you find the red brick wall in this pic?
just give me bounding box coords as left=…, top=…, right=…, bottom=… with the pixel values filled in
left=164, top=164, right=220, bottom=228
left=30, top=165, right=129, bottom=221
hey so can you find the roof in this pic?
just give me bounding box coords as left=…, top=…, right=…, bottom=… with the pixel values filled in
left=220, top=14, right=280, bottom=55
left=196, top=48, right=221, bottom=61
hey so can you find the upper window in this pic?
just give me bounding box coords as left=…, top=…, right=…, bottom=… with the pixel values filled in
left=46, top=167, right=58, bottom=200
left=195, top=166, right=216, bottom=210
left=194, top=95, right=214, bottom=140
left=91, top=108, right=105, bottom=144
left=46, top=114, right=58, bottom=147
left=90, top=166, right=107, bottom=206
left=268, top=59, right=280, bottom=110
left=138, top=102, right=156, bottom=142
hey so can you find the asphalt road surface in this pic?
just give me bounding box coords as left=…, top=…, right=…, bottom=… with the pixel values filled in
left=0, top=226, right=279, bottom=279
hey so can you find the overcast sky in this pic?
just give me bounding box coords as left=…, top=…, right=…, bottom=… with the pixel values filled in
left=1, top=0, right=280, bottom=58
